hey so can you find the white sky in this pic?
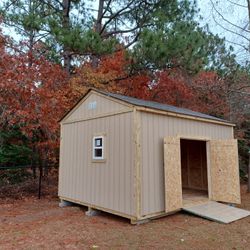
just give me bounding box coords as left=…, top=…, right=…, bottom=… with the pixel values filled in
left=197, top=0, right=249, bottom=64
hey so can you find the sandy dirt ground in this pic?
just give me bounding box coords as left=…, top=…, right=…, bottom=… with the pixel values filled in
left=0, top=185, right=250, bottom=250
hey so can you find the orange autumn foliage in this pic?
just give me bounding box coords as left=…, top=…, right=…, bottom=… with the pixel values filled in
left=71, top=49, right=229, bottom=122
left=1, top=34, right=238, bottom=167
left=191, top=71, right=229, bottom=117
left=70, top=50, right=130, bottom=95
left=0, top=37, right=75, bottom=162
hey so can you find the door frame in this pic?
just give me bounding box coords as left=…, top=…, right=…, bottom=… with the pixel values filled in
left=177, top=135, right=211, bottom=201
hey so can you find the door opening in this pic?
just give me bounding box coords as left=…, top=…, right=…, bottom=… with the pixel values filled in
left=180, top=139, right=209, bottom=207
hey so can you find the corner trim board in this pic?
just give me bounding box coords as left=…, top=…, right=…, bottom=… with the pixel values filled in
left=133, top=108, right=142, bottom=219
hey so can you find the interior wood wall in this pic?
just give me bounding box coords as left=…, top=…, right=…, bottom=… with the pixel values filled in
left=181, top=140, right=208, bottom=191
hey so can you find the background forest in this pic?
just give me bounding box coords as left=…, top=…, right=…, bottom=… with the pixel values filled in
left=0, top=0, right=249, bottom=184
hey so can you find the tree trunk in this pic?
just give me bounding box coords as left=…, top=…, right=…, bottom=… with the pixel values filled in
left=31, top=146, right=37, bottom=179
left=28, top=32, right=35, bottom=67
left=38, top=163, right=43, bottom=199
left=44, top=148, right=49, bottom=177
left=248, top=152, right=250, bottom=192
left=91, top=0, right=105, bottom=68
left=32, top=164, right=37, bottom=179
left=27, top=0, right=35, bottom=67
left=96, top=0, right=104, bottom=33
left=247, top=0, right=250, bottom=30
left=62, top=0, right=71, bottom=74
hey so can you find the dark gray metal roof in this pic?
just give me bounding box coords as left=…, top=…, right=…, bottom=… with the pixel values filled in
left=100, top=90, right=233, bottom=125
left=60, top=88, right=233, bottom=125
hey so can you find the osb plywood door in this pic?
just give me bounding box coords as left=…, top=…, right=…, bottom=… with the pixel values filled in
left=164, top=137, right=182, bottom=212
left=209, top=139, right=241, bottom=204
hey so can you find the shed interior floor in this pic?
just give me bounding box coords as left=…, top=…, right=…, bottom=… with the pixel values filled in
left=182, top=188, right=209, bottom=208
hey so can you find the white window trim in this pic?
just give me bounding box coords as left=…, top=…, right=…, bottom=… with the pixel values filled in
left=92, top=136, right=104, bottom=160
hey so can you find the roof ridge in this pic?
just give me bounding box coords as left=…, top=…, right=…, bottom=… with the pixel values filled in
left=94, top=89, right=233, bottom=125
left=59, top=88, right=234, bottom=126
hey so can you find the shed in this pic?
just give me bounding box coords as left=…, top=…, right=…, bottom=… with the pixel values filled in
left=58, top=89, right=241, bottom=224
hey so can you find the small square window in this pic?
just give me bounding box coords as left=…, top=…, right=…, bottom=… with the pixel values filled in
left=94, top=148, right=102, bottom=157
left=93, top=136, right=104, bottom=160
left=95, top=138, right=102, bottom=147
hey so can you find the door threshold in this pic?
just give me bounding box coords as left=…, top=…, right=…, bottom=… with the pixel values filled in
left=183, top=198, right=209, bottom=208
left=182, top=188, right=209, bottom=208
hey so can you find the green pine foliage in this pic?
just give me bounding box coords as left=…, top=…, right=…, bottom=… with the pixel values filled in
left=132, top=2, right=239, bottom=75
left=0, top=128, right=33, bottom=185
left=0, top=0, right=239, bottom=73
left=0, top=128, right=32, bottom=167
left=238, top=119, right=250, bottom=179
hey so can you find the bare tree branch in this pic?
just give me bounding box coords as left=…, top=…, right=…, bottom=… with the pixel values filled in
left=226, top=0, right=248, bottom=8
left=122, top=31, right=141, bottom=49
left=101, top=0, right=112, bottom=18
left=210, top=0, right=250, bottom=33
left=3, top=0, right=20, bottom=11
left=212, top=12, right=250, bottom=42
left=225, top=39, right=249, bottom=51
left=100, top=0, right=136, bottom=35
left=102, top=25, right=140, bottom=37
left=39, top=0, right=62, bottom=11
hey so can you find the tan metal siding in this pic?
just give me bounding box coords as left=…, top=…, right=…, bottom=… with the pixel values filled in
left=140, top=111, right=233, bottom=216
left=63, top=92, right=130, bottom=122
left=58, top=112, right=135, bottom=216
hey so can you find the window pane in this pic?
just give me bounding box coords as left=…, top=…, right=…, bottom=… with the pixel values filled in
left=95, top=148, right=102, bottom=157
left=95, top=138, right=102, bottom=147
